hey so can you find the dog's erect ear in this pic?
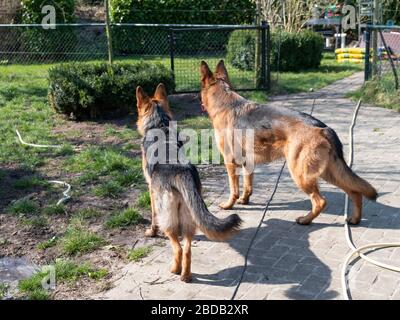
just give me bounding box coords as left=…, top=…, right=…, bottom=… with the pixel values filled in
left=153, top=83, right=172, bottom=117
left=153, top=83, right=167, bottom=101
left=136, top=86, right=149, bottom=110
left=215, top=60, right=232, bottom=86
left=200, top=61, right=214, bottom=85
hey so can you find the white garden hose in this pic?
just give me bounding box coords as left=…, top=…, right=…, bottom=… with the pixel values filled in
left=16, top=129, right=72, bottom=206
left=341, top=100, right=400, bottom=300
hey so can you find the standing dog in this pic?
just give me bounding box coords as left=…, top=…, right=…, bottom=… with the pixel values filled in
left=199, top=60, right=377, bottom=225
left=136, top=84, right=241, bottom=282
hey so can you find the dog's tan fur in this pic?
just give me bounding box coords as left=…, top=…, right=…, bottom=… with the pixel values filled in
left=200, top=60, right=377, bottom=225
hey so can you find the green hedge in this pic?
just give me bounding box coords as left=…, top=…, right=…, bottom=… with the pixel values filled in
left=48, top=62, right=175, bottom=120
left=110, top=0, right=255, bottom=24
left=20, top=0, right=76, bottom=61
left=227, top=30, right=324, bottom=72
left=110, top=0, right=255, bottom=56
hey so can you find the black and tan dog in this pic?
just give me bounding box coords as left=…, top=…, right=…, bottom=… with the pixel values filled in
left=199, top=60, right=377, bottom=225
left=136, top=84, right=241, bottom=282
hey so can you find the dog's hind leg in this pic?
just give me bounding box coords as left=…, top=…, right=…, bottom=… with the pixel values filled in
left=165, top=230, right=182, bottom=275
left=219, top=163, right=239, bottom=209
left=181, top=234, right=193, bottom=283
left=287, top=156, right=327, bottom=225
left=237, top=167, right=253, bottom=205
left=295, top=182, right=327, bottom=225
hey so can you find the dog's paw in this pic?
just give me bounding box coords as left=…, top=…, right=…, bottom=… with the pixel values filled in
left=180, top=273, right=192, bottom=283
left=346, top=216, right=361, bottom=225
left=237, top=197, right=250, bottom=205
left=145, top=227, right=157, bottom=237
left=170, top=265, right=182, bottom=275
left=296, top=215, right=312, bottom=225
left=218, top=200, right=235, bottom=210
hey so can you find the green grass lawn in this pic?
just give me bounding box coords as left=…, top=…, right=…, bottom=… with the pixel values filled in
left=347, top=69, right=400, bottom=111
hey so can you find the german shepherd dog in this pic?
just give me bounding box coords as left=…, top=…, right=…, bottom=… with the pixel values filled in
left=199, top=60, right=377, bottom=225
left=136, top=84, right=242, bottom=282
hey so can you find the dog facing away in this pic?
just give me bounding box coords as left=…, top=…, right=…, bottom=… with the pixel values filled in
left=136, top=84, right=242, bottom=282
left=199, top=60, right=377, bottom=225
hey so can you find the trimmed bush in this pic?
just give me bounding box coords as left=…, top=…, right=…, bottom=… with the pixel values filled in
left=48, top=62, right=175, bottom=119
left=20, top=0, right=76, bottom=62
left=226, top=30, right=324, bottom=72
left=110, top=0, right=255, bottom=56
left=110, top=0, right=255, bottom=25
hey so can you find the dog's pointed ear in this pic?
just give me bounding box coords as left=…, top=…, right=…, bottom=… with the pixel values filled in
left=200, top=61, right=214, bottom=85
left=136, top=86, right=149, bottom=110
left=154, top=83, right=167, bottom=101
left=215, top=60, right=232, bottom=86
left=154, top=83, right=172, bottom=118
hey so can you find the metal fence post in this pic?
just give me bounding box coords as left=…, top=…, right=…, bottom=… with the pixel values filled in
left=364, top=25, right=371, bottom=82
left=105, top=0, right=113, bottom=65
left=169, top=29, right=175, bottom=92
left=266, top=22, right=271, bottom=91
left=260, top=21, right=267, bottom=90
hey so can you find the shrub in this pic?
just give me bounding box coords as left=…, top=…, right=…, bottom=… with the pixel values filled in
left=226, top=29, right=324, bottom=72
left=226, top=30, right=256, bottom=72
left=48, top=62, right=175, bottom=119
left=20, top=0, right=76, bottom=62
left=110, top=0, right=255, bottom=56
left=110, top=0, right=255, bottom=25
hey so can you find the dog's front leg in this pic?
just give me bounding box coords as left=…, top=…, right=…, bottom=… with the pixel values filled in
left=219, top=163, right=239, bottom=210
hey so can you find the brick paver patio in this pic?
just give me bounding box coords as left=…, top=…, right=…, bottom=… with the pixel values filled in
left=97, top=72, right=400, bottom=300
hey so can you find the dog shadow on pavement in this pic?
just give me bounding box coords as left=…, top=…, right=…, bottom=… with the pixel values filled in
left=191, top=190, right=399, bottom=300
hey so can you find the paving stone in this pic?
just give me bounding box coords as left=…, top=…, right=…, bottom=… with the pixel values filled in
left=95, top=72, right=400, bottom=301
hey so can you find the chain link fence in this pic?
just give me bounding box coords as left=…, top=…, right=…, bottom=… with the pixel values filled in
left=364, top=25, right=400, bottom=91
left=0, top=23, right=270, bottom=93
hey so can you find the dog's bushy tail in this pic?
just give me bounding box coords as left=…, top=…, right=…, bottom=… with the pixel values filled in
left=323, top=127, right=378, bottom=200
left=173, top=176, right=242, bottom=241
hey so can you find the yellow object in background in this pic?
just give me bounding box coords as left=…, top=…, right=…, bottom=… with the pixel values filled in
left=337, top=58, right=364, bottom=63
left=335, top=48, right=365, bottom=55
left=337, top=53, right=364, bottom=60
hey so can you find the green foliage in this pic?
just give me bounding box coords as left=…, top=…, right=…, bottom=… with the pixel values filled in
left=105, top=208, right=143, bottom=229
left=7, top=199, right=39, bottom=215
left=61, top=225, right=106, bottom=255
left=37, top=237, right=58, bottom=250
left=18, top=259, right=108, bottom=300
left=351, top=76, right=400, bottom=111
left=127, top=245, right=152, bottom=262
left=0, top=283, right=9, bottom=299
left=137, top=191, right=151, bottom=209
left=227, top=29, right=324, bottom=72
left=12, top=176, right=49, bottom=189
left=42, top=204, right=66, bottom=216
left=48, top=62, right=175, bottom=119
left=110, top=0, right=255, bottom=56
left=20, top=0, right=76, bottom=62
left=21, top=0, right=75, bottom=23
left=110, top=0, right=255, bottom=24
left=271, top=30, right=324, bottom=72
left=226, top=30, right=256, bottom=72
left=93, top=180, right=124, bottom=198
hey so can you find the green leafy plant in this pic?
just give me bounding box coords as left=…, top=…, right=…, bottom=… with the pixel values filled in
left=20, top=0, right=76, bottom=62
left=127, top=245, right=152, bottom=262
left=105, top=207, right=143, bottom=229
left=61, top=225, right=106, bottom=255
left=48, top=62, right=175, bottom=119
left=227, top=29, right=324, bottom=72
